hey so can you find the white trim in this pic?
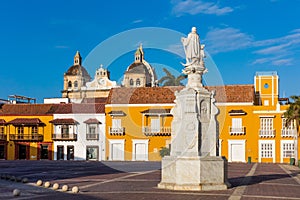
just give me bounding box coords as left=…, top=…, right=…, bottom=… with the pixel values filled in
left=108, top=139, right=125, bottom=161
left=215, top=102, right=253, bottom=106
left=258, top=115, right=275, bottom=118
left=280, top=140, right=295, bottom=163
left=258, top=140, right=275, bottom=163
left=106, top=103, right=175, bottom=107
left=132, top=139, right=149, bottom=161
left=253, top=110, right=285, bottom=114
left=272, top=76, right=274, bottom=106
left=228, top=140, right=246, bottom=162
left=218, top=139, right=223, bottom=157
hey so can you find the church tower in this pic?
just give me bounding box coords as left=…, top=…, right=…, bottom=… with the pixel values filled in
left=62, top=51, right=91, bottom=98
left=254, top=71, right=279, bottom=106
left=123, top=44, right=157, bottom=87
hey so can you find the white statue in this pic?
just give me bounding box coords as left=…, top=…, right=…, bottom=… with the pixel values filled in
left=181, top=27, right=201, bottom=65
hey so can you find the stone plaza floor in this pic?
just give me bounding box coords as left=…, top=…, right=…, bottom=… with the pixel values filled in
left=0, top=160, right=300, bottom=199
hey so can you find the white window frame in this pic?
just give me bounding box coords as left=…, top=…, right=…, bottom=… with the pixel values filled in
left=260, top=117, right=274, bottom=137
left=132, top=139, right=149, bottom=161
left=280, top=140, right=295, bottom=163
left=108, top=139, right=125, bottom=161
left=258, top=140, right=275, bottom=163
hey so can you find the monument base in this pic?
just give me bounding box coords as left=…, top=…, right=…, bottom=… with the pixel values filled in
left=158, top=156, right=230, bottom=191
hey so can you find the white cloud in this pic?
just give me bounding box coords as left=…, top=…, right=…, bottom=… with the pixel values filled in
left=272, top=58, right=293, bottom=66
left=132, top=19, right=143, bottom=24
left=202, top=26, right=300, bottom=67
left=203, top=27, right=253, bottom=54
left=171, top=0, right=233, bottom=16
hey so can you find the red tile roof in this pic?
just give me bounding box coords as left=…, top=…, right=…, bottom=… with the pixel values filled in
left=106, top=86, right=183, bottom=104
left=0, top=119, right=6, bottom=125
left=7, top=118, right=46, bottom=126
left=52, top=103, right=105, bottom=114
left=83, top=118, right=102, bottom=124
left=0, top=103, right=105, bottom=116
left=106, top=85, right=254, bottom=104
left=49, top=118, right=78, bottom=125
left=206, top=85, right=254, bottom=103
left=0, top=104, right=55, bottom=116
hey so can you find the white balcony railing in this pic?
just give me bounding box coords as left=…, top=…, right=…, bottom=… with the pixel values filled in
left=259, top=129, right=276, bottom=138
left=109, top=127, right=125, bottom=135
left=281, top=129, right=297, bottom=137
left=142, top=126, right=171, bottom=136
left=229, top=127, right=246, bottom=135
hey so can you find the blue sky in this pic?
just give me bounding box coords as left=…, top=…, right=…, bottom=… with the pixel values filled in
left=0, top=0, right=300, bottom=102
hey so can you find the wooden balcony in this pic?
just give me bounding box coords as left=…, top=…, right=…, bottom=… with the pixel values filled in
left=109, top=127, right=125, bottom=135
left=0, top=134, right=7, bottom=141
left=52, top=133, right=77, bottom=141
left=259, top=130, right=276, bottom=138
left=229, top=127, right=246, bottom=135
left=86, top=133, right=99, bottom=140
left=9, top=134, right=43, bottom=141
left=142, top=126, right=171, bottom=136
left=281, top=129, right=297, bottom=137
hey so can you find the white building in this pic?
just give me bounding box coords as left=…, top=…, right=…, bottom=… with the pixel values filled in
left=50, top=103, right=106, bottom=161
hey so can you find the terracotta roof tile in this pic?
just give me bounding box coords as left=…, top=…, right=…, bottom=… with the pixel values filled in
left=207, top=85, right=254, bottom=103
left=0, top=119, right=6, bottom=125
left=49, top=118, right=78, bottom=125
left=7, top=118, right=46, bottom=126
left=52, top=103, right=105, bottom=114
left=107, top=86, right=183, bottom=104
left=0, top=104, right=55, bottom=116
left=83, top=118, right=102, bottom=124
left=106, top=85, right=254, bottom=104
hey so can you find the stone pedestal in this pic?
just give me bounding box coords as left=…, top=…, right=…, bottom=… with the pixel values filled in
left=158, top=156, right=230, bottom=191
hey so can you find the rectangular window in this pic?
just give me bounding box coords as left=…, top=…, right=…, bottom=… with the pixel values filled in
left=151, top=118, right=160, bottom=133
left=112, top=119, right=121, bottom=129
left=282, top=143, right=295, bottom=158
left=31, top=126, right=38, bottom=134
left=0, top=126, right=4, bottom=134
left=260, top=117, right=274, bottom=137
left=261, top=143, right=273, bottom=158
left=231, top=118, right=243, bottom=133
left=61, top=125, right=69, bottom=134
left=88, top=125, right=97, bottom=134
left=17, top=126, right=24, bottom=134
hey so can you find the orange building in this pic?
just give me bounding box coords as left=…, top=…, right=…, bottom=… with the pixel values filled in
left=0, top=104, right=55, bottom=160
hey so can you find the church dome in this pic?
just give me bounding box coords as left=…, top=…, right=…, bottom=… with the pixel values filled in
left=65, top=65, right=90, bottom=77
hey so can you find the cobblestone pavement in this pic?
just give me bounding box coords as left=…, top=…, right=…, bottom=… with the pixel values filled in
left=0, top=160, right=300, bottom=200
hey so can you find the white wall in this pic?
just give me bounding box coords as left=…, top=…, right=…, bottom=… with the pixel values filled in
left=53, top=113, right=106, bottom=161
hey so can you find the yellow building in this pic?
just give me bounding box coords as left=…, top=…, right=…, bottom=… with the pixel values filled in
left=105, top=87, right=180, bottom=161
left=218, top=72, right=298, bottom=163
left=105, top=71, right=298, bottom=164
left=0, top=104, right=55, bottom=160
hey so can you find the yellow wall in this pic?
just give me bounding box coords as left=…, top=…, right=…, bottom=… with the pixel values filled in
left=2, top=115, right=54, bottom=160
left=105, top=105, right=173, bottom=161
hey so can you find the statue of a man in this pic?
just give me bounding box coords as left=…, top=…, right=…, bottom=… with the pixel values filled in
left=181, top=27, right=201, bottom=65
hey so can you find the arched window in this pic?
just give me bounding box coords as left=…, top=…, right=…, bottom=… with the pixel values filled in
left=136, top=78, right=140, bottom=86
left=74, top=81, right=78, bottom=89
left=130, top=79, right=134, bottom=86
left=68, top=81, right=72, bottom=89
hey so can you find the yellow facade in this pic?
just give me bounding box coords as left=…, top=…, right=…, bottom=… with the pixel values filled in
left=0, top=104, right=55, bottom=160
left=219, top=72, right=299, bottom=163
left=105, top=105, right=173, bottom=161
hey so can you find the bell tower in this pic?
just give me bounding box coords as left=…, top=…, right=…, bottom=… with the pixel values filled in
left=74, top=51, right=82, bottom=66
